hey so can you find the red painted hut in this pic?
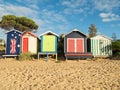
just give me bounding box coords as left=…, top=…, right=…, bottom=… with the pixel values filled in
left=22, top=31, right=39, bottom=54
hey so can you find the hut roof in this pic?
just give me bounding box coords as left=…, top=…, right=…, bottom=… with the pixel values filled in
left=22, top=31, right=38, bottom=38
left=39, top=31, right=59, bottom=37
left=65, top=29, right=87, bottom=37
left=91, top=34, right=112, bottom=40
left=6, top=29, right=22, bottom=34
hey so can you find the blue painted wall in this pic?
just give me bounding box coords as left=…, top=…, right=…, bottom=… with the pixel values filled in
left=6, top=30, right=22, bottom=55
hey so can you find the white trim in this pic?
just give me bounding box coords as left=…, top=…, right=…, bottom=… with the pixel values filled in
left=6, top=29, right=22, bottom=34
left=91, top=34, right=112, bottom=40
left=39, top=31, right=59, bottom=37
left=65, top=29, right=87, bottom=37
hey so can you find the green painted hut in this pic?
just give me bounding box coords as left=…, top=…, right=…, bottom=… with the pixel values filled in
left=90, top=34, right=112, bottom=57
left=38, top=31, right=59, bottom=61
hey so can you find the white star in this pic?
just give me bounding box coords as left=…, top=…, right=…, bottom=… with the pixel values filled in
left=17, top=44, right=20, bottom=47
left=11, top=34, right=14, bottom=36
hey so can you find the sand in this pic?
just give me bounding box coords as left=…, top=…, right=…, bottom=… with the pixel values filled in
left=0, top=59, right=120, bottom=90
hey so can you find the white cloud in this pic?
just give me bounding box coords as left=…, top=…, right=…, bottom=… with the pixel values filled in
left=41, top=9, right=67, bottom=23
left=111, top=24, right=120, bottom=27
left=61, top=0, right=89, bottom=14
left=92, top=0, right=120, bottom=12
left=62, top=0, right=87, bottom=8
left=0, top=3, right=39, bottom=19
left=0, top=1, right=69, bottom=35
left=61, top=0, right=120, bottom=15
left=99, top=13, right=120, bottom=22
left=34, top=8, right=71, bottom=35
left=0, top=0, right=3, bottom=3
left=16, top=0, right=40, bottom=10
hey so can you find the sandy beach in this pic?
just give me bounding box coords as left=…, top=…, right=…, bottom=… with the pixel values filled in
left=0, top=59, right=120, bottom=90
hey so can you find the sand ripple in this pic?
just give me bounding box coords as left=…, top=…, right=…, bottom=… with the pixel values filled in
left=0, top=59, right=120, bottom=90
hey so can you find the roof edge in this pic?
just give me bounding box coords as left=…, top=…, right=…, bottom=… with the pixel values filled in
left=39, top=31, right=59, bottom=37
left=6, top=29, right=22, bottom=34
left=65, top=29, right=87, bottom=37
left=22, top=31, right=38, bottom=38
left=91, top=34, right=112, bottom=40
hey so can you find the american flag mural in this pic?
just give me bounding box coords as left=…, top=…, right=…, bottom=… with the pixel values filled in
left=6, top=30, right=22, bottom=55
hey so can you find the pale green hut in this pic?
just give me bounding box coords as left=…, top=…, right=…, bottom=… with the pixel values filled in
left=90, top=34, right=112, bottom=57
left=38, top=31, right=59, bottom=61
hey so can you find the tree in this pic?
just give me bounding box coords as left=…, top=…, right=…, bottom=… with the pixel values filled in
left=88, top=24, right=97, bottom=37
left=112, top=32, right=116, bottom=41
left=58, top=34, right=64, bottom=57
left=112, top=40, right=120, bottom=55
left=0, top=15, right=38, bottom=32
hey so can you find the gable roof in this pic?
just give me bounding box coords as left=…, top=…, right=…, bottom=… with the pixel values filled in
left=39, top=31, right=59, bottom=37
left=22, top=31, right=38, bottom=38
left=91, top=34, right=112, bottom=40
left=65, top=29, right=87, bottom=37
left=6, top=29, right=22, bottom=34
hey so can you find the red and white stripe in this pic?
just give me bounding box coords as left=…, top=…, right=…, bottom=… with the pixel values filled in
left=10, top=39, right=16, bottom=54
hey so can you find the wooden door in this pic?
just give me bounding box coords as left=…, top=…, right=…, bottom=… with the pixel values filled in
left=67, top=38, right=75, bottom=52
left=42, top=36, right=55, bottom=52
left=76, top=39, right=84, bottom=52
left=23, top=38, right=28, bottom=52
left=67, top=38, right=84, bottom=53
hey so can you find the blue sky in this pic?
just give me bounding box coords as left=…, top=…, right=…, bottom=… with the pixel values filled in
left=0, top=0, right=120, bottom=40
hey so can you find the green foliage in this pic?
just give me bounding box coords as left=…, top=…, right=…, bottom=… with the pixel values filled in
left=19, top=52, right=34, bottom=61
left=112, top=32, right=117, bottom=41
left=0, top=46, right=5, bottom=51
left=88, top=24, right=97, bottom=38
left=0, top=15, right=38, bottom=32
left=112, top=40, right=120, bottom=55
left=58, top=34, right=64, bottom=57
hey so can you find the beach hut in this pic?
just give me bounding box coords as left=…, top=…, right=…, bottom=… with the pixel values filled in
left=4, top=29, right=22, bottom=56
left=64, top=29, right=92, bottom=60
left=38, top=31, right=59, bottom=61
left=90, top=34, right=112, bottom=57
left=21, top=31, right=39, bottom=54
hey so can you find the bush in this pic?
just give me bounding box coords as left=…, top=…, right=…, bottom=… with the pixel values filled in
left=112, top=40, right=120, bottom=55
left=0, top=45, right=5, bottom=51
left=19, top=52, right=34, bottom=60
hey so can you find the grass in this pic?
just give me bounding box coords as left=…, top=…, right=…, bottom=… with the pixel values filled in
left=19, top=52, right=35, bottom=61
left=0, top=45, right=5, bottom=51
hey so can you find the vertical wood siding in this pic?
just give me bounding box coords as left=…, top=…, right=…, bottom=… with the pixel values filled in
left=22, top=34, right=38, bottom=54
left=28, top=37, right=37, bottom=54
left=91, top=36, right=112, bottom=57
